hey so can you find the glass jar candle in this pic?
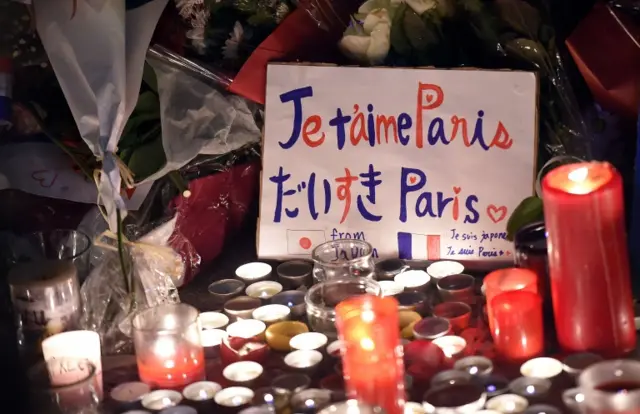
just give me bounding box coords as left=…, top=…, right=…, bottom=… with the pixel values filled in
left=305, top=277, right=381, bottom=339
left=133, top=304, right=205, bottom=389
left=311, top=240, right=375, bottom=282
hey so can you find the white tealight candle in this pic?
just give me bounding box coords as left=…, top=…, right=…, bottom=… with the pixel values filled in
left=182, top=381, right=222, bottom=401
left=199, top=312, right=230, bottom=330
left=226, top=319, right=266, bottom=339
left=378, top=280, right=405, bottom=297
left=486, top=394, right=529, bottom=413
left=289, top=332, right=328, bottom=351
left=200, top=329, right=228, bottom=347
left=520, top=357, right=563, bottom=379
left=223, top=361, right=264, bottom=383
left=214, top=387, right=255, bottom=407
left=404, top=401, right=425, bottom=414
left=394, top=270, right=431, bottom=290
left=432, top=335, right=467, bottom=358
left=236, top=262, right=272, bottom=283
left=252, top=304, right=291, bottom=323
left=110, top=381, right=151, bottom=404
left=246, top=281, right=283, bottom=299
left=142, top=390, right=182, bottom=411
left=284, top=350, right=323, bottom=369
left=158, top=406, right=198, bottom=414
left=426, top=260, right=465, bottom=279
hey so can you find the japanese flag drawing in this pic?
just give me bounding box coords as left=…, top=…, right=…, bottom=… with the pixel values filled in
left=287, top=230, right=326, bottom=255
left=397, top=232, right=441, bottom=260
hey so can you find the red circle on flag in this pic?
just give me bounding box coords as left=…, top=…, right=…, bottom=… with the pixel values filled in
left=299, top=237, right=312, bottom=250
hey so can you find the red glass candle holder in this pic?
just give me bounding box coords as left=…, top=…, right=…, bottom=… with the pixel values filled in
left=484, top=268, right=538, bottom=332
left=542, top=162, right=636, bottom=357
left=335, top=295, right=405, bottom=414
left=490, top=290, right=544, bottom=362
left=132, top=304, right=205, bottom=389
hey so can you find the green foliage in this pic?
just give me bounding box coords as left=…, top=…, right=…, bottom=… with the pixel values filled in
left=506, top=196, right=544, bottom=241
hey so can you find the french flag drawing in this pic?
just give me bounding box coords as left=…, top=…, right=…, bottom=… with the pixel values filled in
left=287, top=230, right=326, bottom=255
left=397, top=232, right=441, bottom=260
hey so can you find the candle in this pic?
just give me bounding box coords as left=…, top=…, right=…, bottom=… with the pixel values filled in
left=272, top=373, right=312, bottom=393
left=326, top=340, right=344, bottom=358
left=412, top=317, right=452, bottom=340
left=432, top=335, right=466, bottom=359
left=394, top=270, right=431, bottom=292
left=141, top=390, right=182, bottom=411
left=436, top=274, right=475, bottom=303
left=335, top=295, right=405, bottom=414
left=290, top=389, right=332, bottom=414
left=490, top=290, right=544, bottom=362
left=41, top=330, right=103, bottom=398
left=483, top=268, right=538, bottom=333
left=378, top=280, right=404, bottom=297
left=224, top=296, right=263, bottom=321
left=271, top=290, right=307, bottom=319
left=223, top=361, right=264, bottom=385
left=182, top=381, right=221, bottom=401
left=403, top=402, right=425, bottom=414
left=110, top=382, right=150, bottom=410
left=284, top=350, right=323, bottom=371
left=200, top=329, right=228, bottom=347
left=430, top=369, right=473, bottom=387
left=453, top=356, right=494, bottom=376
left=199, top=312, right=229, bottom=330
left=520, top=357, right=563, bottom=379
left=375, top=258, right=409, bottom=280
left=226, top=319, right=267, bottom=339
left=214, top=387, right=255, bottom=407
left=265, top=321, right=309, bottom=351
left=132, top=304, right=205, bottom=389
left=246, top=281, right=283, bottom=300
left=426, top=260, right=464, bottom=279
left=318, top=400, right=384, bottom=414
left=432, top=302, right=472, bottom=333
left=252, top=304, right=291, bottom=324
left=422, top=383, right=486, bottom=414
left=508, top=377, right=551, bottom=400
left=208, top=279, right=246, bottom=303
left=158, top=406, right=197, bottom=414
left=222, top=320, right=269, bottom=365
left=476, top=374, right=510, bottom=398
left=289, top=332, right=328, bottom=351
left=277, top=260, right=313, bottom=289
left=485, top=394, right=529, bottom=413
left=542, top=162, right=636, bottom=356
left=395, top=291, right=428, bottom=314
left=235, top=262, right=272, bottom=283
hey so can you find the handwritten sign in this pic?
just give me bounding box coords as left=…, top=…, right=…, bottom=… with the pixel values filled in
left=0, top=143, right=152, bottom=210
left=258, top=65, right=537, bottom=263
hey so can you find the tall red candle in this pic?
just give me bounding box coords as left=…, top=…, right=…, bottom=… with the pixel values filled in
left=484, top=268, right=538, bottom=333
left=542, top=162, right=636, bottom=357
left=490, top=290, right=544, bottom=362
left=335, top=295, right=405, bottom=414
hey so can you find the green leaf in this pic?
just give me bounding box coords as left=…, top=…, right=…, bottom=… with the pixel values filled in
left=506, top=196, right=544, bottom=241
left=135, top=91, right=160, bottom=115
left=390, top=3, right=412, bottom=55
left=127, top=136, right=167, bottom=182
left=494, top=0, right=541, bottom=37
left=505, top=38, right=550, bottom=72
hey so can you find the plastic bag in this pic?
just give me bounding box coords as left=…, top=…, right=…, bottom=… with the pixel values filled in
left=80, top=219, right=181, bottom=354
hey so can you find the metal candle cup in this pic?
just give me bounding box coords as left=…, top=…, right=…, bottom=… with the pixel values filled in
left=214, top=387, right=254, bottom=408
left=224, top=296, right=262, bottom=321
left=426, top=260, right=465, bottom=280
left=394, top=270, right=431, bottom=292
left=284, top=350, right=323, bottom=373
left=252, top=386, right=292, bottom=413
left=208, top=279, right=246, bottom=303
left=271, top=290, right=307, bottom=319
left=182, top=381, right=222, bottom=401
left=508, top=377, right=551, bottom=400
left=223, top=361, right=264, bottom=386
left=437, top=274, right=475, bottom=303
left=290, top=389, right=332, bottom=414
left=520, top=357, right=563, bottom=379
left=252, top=304, right=291, bottom=324
left=226, top=319, right=267, bottom=339
left=318, top=400, right=385, bottom=414
left=141, top=390, right=183, bottom=411
left=430, top=369, right=473, bottom=387
left=235, top=262, right=272, bottom=284
left=246, top=281, right=283, bottom=300
left=200, top=328, right=228, bottom=355
left=277, top=260, right=313, bottom=289
left=422, top=382, right=486, bottom=414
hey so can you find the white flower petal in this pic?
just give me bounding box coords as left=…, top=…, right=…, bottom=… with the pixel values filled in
left=339, top=35, right=373, bottom=64
left=404, top=0, right=437, bottom=15
left=366, top=25, right=391, bottom=64
left=362, top=9, right=390, bottom=33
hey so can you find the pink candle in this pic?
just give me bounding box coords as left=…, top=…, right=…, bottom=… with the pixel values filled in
left=542, top=162, right=636, bottom=356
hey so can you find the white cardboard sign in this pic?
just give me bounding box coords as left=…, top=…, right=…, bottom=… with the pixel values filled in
left=258, top=65, right=537, bottom=263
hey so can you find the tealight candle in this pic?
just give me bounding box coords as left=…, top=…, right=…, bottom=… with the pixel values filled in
left=523, top=405, right=562, bottom=414
left=403, top=402, right=425, bottom=414
left=426, top=260, right=464, bottom=279
left=432, top=335, right=467, bottom=359
left=394, top=270, right=431, bottom=292
left=476, top=411, right=503, bottom=414
left=226, top=319, right=267, bottom=339
left=430, top=369, right=473, bottom=387
left=376, top=258, right=409, bottom=280
left=326, top=340, right=344, bottom=358
left=246, top=281, right=283, bottom=300
left=453, top=356, right=494, bottom=376
left=272, top=373, right=312, bottom=393
left=277, top=260, right=313, bottom=289
left=224, top=296, right=262, bottom=321
left=520, top=357, right=563, bottom=379
left=252, top=304, right=291, bottom=324
left=290, top=389, right=332, bottom=414
left=200, top=328, right=228, bottom=347
left=477, top=374, right=510, bottom=398
left=182, top=381, right=222, bottom=401
left=289, top=332, right=328, bottom=351
left=271, top=290, right=307, bottom=319
left=123, top=411, right=152, bottom=414
left=508, top=377, right=551, bottom=399
left=318, top=400, right=385, bottom=414
left=236, top=262, right=272, bottom=284
left=223, top=361, right=264, bottom=385
left=485, top=394, right=529, bottom=413
left=208, top=279, right=246, bottom=303
left=284, top=350, right=323, bottom=371
left=378, top=280, right=405, bottom=297
left=141, top=390, right=182, bottom=411
left=199, top=312, right=229, bottom=330
left=412, top=317, right=452, bottom=340
left=158, top=406, right=197, bottom=414
left=214, top=387, right=255, bottom=408
left=110, top=382, right=150, bottom=411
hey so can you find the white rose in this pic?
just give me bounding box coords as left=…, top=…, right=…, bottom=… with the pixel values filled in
left=339, top=8, right=391, bottom=65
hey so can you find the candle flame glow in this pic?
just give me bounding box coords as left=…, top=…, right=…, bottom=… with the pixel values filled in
left=546, top=162, right=614, bottom=195
left=568, top=167, right=588, bottom=183
left=154, top=337, right=177, bottom=359
left=360, top=337, right=375, bottom=351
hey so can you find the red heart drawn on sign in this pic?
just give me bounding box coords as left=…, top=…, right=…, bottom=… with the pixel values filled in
left=453, top=186, right=461, bottom=194
left=426, top=94, right=433, bottom=103
left=31, top=170, right=58, bottom=188
left=409, top=176, right=417, bottom=184
left=486, top=205, right=507, bottom=223
left=122, top=187, right=136, bottom=200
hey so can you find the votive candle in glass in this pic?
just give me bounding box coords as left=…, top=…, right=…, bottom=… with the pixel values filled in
left=133, top=304, right=205, bottom=389
left=542, top=162, right=636, bottom=356
left=335, top=295, right=405, bottom=414
left=483, top=268, right=538, bottom=332
left=490, top=290, right=544, bottom=362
